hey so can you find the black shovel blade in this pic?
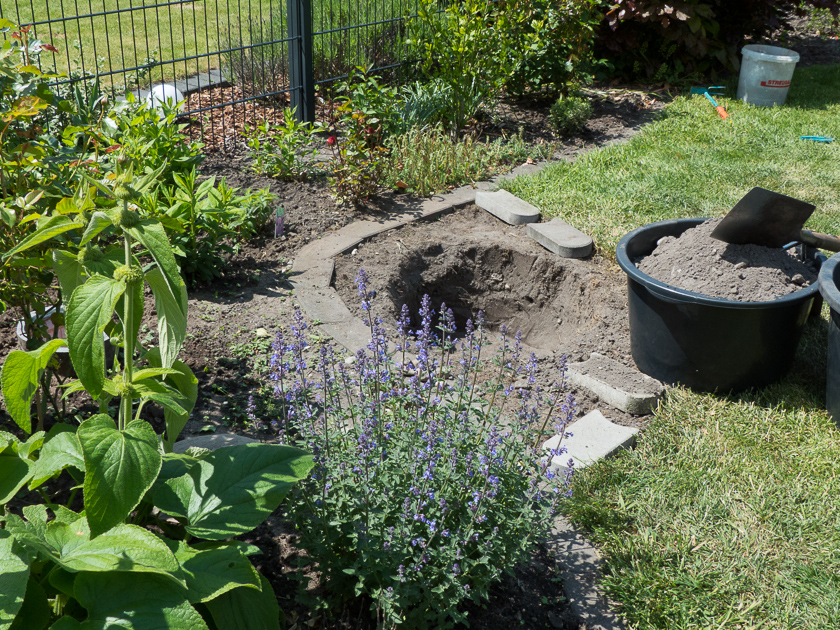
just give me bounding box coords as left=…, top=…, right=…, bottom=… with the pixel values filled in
left=710, top=187, right=816, bottom=248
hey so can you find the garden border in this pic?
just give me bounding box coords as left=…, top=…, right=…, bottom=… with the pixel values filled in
left=290, top=161, right=628, bottom=630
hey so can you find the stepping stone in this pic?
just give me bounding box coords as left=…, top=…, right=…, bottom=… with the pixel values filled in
left=543, top=409, right=639, bottom=472
left=475, top=189, right=540, bottom=225
left=173, top=434, right=259, bottom=453
left=568, top=353, right=665, bottom=416
left=528, top=217, right=593, bottom=258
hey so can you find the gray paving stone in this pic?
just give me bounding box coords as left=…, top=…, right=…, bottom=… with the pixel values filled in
left=543, top=409, right=639, bottom=471
left=173, top=69, right=229, bottom=95
left=475, top=189, right=540, bottom=225
left=528, top=217, right=593, bottom=258
left=568, top=353, right=665, bottom=415
left=173, top=434, right=259, bottom=453
left=546, top=518, right=628, bottom=630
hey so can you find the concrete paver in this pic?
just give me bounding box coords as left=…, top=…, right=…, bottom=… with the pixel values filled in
left=528, top=217, right=594, bottom=258
left=475, top=189, right=541, bottom=225
left=543, top=409, right=639, bottom=472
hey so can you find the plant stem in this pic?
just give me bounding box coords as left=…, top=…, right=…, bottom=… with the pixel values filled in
left=120, top=206, right=135, bottom=431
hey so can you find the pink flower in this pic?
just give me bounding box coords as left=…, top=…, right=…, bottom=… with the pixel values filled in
left=327, top=136, right=337, bottom=146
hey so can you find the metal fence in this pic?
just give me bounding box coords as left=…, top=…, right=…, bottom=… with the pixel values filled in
left=0, top=0, right=419, bottom=150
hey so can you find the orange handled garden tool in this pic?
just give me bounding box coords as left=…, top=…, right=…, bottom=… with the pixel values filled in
left=690, top=86, right=729, bottom=119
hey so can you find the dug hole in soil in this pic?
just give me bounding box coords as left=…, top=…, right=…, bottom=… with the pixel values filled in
left=3, top=22, right=839, bottom=623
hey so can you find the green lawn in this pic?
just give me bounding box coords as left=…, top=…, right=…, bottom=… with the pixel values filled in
left=502, top=64, right=840, bottom=629
left=503, top=64, right=840, bottom=257
left=1, top=0, right=414, bottom=89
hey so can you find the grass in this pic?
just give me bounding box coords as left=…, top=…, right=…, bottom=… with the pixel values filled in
left=1, top=0, right=414, bottom=90
left=502, top=64, right=840, bottom=258
left=502, top=63, right=840, bottom=629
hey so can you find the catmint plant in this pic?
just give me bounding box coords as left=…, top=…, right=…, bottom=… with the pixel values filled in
left=275, top=269, right=574, bottom=629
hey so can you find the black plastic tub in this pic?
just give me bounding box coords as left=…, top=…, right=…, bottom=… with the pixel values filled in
left=818, top=253, right=840, bottom=423
left=616, top=218, right=824, bottom=393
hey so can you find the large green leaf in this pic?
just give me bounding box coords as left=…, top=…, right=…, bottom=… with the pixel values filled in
left=153, top=444, right=313, bottom=540
left=145, top=349, right=198, bottom=451
left=51, top=250, right=83, bottom=302
left=2, top=515, right=53, bottom=564
left=131, top=380, right=189, bottom=417
left=67, top=277, right=125, bottom=398
left=1, top=214, right=83, bottom=260
left=144, top=266, right=187, bottom=369
left=29, top=426, right=84, bottom=490
left=49, top=617, right=82, bottom=630
left=0, top=455, right=32, bottom=506
left=73, top=572, right=207, bottom=630
left=78, top=416, right=162, bottom=538
left=0, top=535, right=29, bottom=629
left=124, top=219, right=187, bottom=319
left=79, top=211, right=113, bottom=246
left=44, top=518, right=183, bottom=585
left=17, top=432, right=45, bottom=460
left=82, top=248, right=124, bottom=278
left=203, top=573, right=281, bottom=630
left=172, top=541, right=261, bottom=604
left=8, top=578, right=49, bottom=630
left=0, top=340, right=67, bottom=433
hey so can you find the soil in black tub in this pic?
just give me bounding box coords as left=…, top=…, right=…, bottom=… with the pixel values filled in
left=637, top=217, right=818, bottom=301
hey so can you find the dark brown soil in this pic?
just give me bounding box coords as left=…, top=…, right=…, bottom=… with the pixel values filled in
left=637, top=217, right=819, bottom=301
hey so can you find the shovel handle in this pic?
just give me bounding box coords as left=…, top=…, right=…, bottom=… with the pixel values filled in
left=800, top=229, right=840, bottom=252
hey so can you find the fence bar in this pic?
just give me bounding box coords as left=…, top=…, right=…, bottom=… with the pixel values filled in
left=1, top=0, right=419, bottom=147
left=287, top=0, right=315, bottom=123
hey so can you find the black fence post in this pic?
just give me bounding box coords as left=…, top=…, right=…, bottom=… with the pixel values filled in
left=287, top=0, right=315, bottom=123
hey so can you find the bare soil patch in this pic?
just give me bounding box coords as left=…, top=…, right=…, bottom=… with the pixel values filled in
left=637, top=217, right=819, bottom=301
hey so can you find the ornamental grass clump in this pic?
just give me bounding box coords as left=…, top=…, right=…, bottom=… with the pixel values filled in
left=272, top=270, right=576, bottom=629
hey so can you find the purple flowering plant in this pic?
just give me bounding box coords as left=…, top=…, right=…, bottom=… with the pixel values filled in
left=273, top=269, right=575, bottom=628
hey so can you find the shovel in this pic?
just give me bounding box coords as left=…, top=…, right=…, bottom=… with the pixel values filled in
left=710, top=187, right=840, bottom=252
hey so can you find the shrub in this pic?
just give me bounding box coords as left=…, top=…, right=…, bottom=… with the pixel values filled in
left=408, top=0, right=514, bottom=131
left=550, top=94, right=593, bottom=135
left=596, top=0, right=840, bottom=80
left=501, top=0, right=603, bottom=97
left=274, top=271, right=575, bottom=628
left=322, top=73, right=390, bottom=206
left=109, top=95, right=205, bottom=186
left=408, top=0, right=601, bottom=129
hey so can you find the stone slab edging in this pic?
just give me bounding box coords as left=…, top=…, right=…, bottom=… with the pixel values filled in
left=289, top=169, right=628, bottom=630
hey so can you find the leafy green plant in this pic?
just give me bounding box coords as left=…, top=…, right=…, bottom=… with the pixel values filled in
left=0, top=20, right=124, bottom=430
left=324, top=101, right=388, bottom=206
left=550, top=94, right=593, bottom=135
left=144, top=168, right=277, bottom=286
left=0, top=155, right=313, bottom=629
left=407, top=0, right=599, bottom=128
left=274, top=274, right=575, bottom=628
left=408, top=0, right=514, bottom=131
left=500, top=0, right=602, bottom=96
left=244, top=108, right=322, bottom=180
left=332, top=68, right=402, bottom=138
left=110, top=95, right=205, bottom=187
left=596, top=0, right=840, bottom=80
left=394, top=79, right=454, bottom=133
